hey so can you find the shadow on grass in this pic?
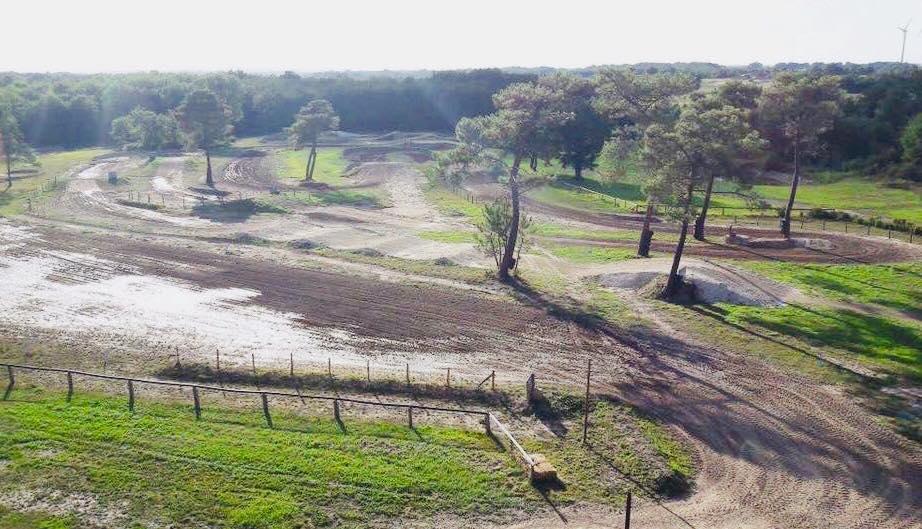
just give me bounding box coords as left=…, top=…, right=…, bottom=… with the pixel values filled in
left=157, top=363, right=515, bottom=409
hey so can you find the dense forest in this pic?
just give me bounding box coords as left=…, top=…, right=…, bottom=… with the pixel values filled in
left=3, top=63, right=922, bottom=180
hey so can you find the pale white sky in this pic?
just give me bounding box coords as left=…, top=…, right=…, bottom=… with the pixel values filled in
left=2, top=0, right=921, bottom=72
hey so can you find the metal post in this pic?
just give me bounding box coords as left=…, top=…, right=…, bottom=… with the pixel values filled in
left=406, top=363, right=410, bottom=386
left=128, top=381, right=135, bottom=412
left=582, top=359, right=592, bottom=444
left=261, top=393, right=272, bottom=428
left=192, top=386, right=201, bottom=419
left=66, top=371, right=74, bottom=401
left=446, top=368, right=450, bottom=387
left=290, top=352, right=294, bottom=377
left=366, top=359, right=370, bottom=383
left=328, top=358, right=332, bottom=377
left=888, top=228, right=892, bottom=239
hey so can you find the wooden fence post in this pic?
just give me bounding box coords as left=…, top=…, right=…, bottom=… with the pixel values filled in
left=4, top=366, right=14, bottom=400
left=446, top=368, right=451, bottom=388
left=526, top=374, right=536, bottom=403
left=215, top=349, right=220, bottom=371
left=582, top=359, right=592, bottom=444
left=191, top=386, right=201, bottom=419
left=290, top=352, right=294, bottom=377
left=491, top=370, right=496, bottom=391
left=328, top=358, right=332, bottom=378
left=484, top=414, right=492, bottom=436
left=366, top=359, right=370, bottom=383
left=405, top=363, right=410, bottom=386
left=128, top=380, right=135, bottom=412
left=66, top=371, right=74, bottom=402
left=333, top=399, right=341, bottom=422
left=407, top=406, right=413, bottom=429
left=261, top=393, right=273, bottom=428
left=624, top=491, right=632, bottom=529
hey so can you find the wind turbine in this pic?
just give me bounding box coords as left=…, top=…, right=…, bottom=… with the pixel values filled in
left=898, top=19, right=912, bottom=63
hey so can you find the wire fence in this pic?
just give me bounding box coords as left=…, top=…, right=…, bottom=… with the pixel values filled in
left=0, top=362, right=536, bottom=482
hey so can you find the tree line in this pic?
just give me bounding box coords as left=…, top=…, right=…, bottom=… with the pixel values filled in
left=433, top=70, right=851, bottom=296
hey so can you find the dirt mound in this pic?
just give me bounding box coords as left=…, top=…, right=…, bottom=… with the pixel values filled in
left=596, top=258, right=799, bottom=306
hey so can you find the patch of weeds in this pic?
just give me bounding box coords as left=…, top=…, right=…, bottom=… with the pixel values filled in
left=0, top=507, right=77, bottom=529
left=546, top=244, right=640, bottom=263
left=418, top=230, right=477, bottom=244
left=289, top=239, right=326, bottom=251
left=193, top=198, right=288, bottom=222
left=114, top=199, right=163, bottom=211
left=351, top=247, right=385, bottom=258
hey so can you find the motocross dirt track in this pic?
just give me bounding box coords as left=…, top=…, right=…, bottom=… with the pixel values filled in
left=2, top=134, right=921, bottom=529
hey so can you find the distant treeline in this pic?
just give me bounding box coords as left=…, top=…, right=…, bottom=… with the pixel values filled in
left=3, top=63, right=922, bottom=176
left=0, top=69, right=534, bottom=148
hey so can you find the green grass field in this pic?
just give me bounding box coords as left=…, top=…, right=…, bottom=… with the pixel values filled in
left=668, top=261, right=922, bottom=383
left=1, top=148, right=110, bottom=216
left=546, top=244, right=642, bottom=264
left=0, top=391, right=526, bottom=529
left=754, top=178, right=922, bottom=224
left=0, top=388, right=693, bottom=528
left=736, top=262, right=922, bottom=318
left=274, top=148, right=348, bottom=186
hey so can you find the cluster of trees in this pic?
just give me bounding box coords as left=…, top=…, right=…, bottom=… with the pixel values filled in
left=437, top=70, right=846, bottom=295
left=0, top=69, right=533, bottom=149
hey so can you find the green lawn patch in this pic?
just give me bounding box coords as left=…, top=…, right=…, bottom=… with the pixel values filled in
left=719, top=304, right=922, bottom=382
left=423, top=185, right=483, bottom=223
left=736, top=261, right=922, bottom=318
left=0, top=507, right=76, bottom=529
left=275, top=148, right=347, bottom=186
left=0, top=392, right=525, bottom=528
left=547, top=244, right=640, bottom=263
left=754, top=178, right=922, bottom=224
left=417, top=230, right=477, bottom=243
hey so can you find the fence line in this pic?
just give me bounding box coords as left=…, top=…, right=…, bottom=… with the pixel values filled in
left=1, top=362, right=537, bottom=481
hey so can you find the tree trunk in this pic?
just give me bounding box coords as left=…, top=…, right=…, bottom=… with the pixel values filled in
left=499, top=155, right=523, bottom=281
left=306, top=141, right=318, bottom=181
left=638, top=202, right=654, bottom=257
left=693, top=173, right=715, bottom=241
left=5, top=154, right=11, bottom=189
left=665, top=178, right=695, bottom=298
left=781, top=142, right=800, bottom=238
left=205, top=149, right=214, bottom=187
left=529, top=154, right=538, bottom=172
left=574, top=163, right=583, bottom=180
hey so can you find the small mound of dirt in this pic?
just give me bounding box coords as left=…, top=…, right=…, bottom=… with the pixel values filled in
left=352, top=248, right=384, bottom=257
left=289, top=239, right=325, bottom=250
left=726, top=233, right=834, bottom=251
left=598, top=261, right=799, bottom=307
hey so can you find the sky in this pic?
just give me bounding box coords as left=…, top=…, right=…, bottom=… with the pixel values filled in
left=2, top=0, right=922, bottom=73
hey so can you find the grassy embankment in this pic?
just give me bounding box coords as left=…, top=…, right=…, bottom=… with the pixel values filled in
left=0, top=384, right=692, bottom=528
left=754, top=177, right=922, bottom=224
left=0, top=148, right=110, bottom=216
left=422, top=183, right=666, bottom=264
left=272, top=148, right=387, bottom=207
left=656, top=261, right=922, bottom=439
